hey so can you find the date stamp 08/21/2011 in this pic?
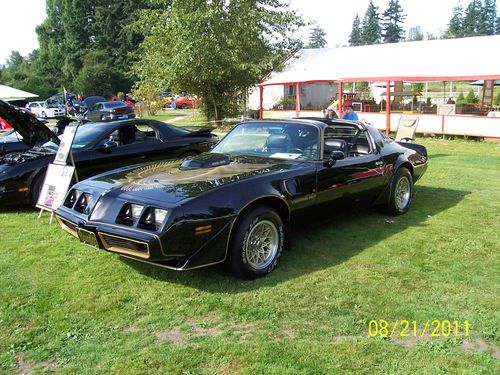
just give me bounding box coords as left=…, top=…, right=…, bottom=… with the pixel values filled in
left=368, top=320, right=470, bottom=338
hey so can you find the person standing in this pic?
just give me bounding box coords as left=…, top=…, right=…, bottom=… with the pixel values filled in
left=342, top=105, right=359, bottom=121
left=325, top=108, right=338, bottom=119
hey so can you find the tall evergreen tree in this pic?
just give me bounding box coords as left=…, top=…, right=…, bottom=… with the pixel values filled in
left=361, top=1, right=381, bottom=45
left=349, top=14, right=363, bottom=46
left=497, top=15, right=500, bottom=34
left=445, top=2, right=465, bottom=38
left=34, top=0, right=152, bottom=96
left=480, top=0, right=497, bottom=34
left=307, top=24, right=327, bottom=48
left=381, top=0, right=406, bottom=43
left=463, top=0, right=483, bottom=36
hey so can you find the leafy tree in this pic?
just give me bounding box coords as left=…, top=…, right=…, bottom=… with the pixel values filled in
left=361, top=1, right=382, bottom=45
left=307, top=23, right=327, bottom=48
left=463, top=0, right=483, bottom=36
left=445, top=2, right=465, bottom=38
left=407, top=26, right=424, bottom=41
left=497, top=15, right=500, bottom=33
left=74, top=50, right=121, bottom=97
left=133, top=0, right=303, bottom=121
left=348, top=14, right=363, bottom=46
left=381, top=0, right=406, bottom=43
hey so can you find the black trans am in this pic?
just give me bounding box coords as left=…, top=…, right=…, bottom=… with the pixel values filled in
left=55, top=119, right=427, bottom=278
left=0, top=100, right=218, bottom=207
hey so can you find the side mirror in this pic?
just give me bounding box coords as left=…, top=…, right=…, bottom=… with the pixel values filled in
left=97, top=141, right=118, bottom=151
left=324, top=150, right=345, bottom=167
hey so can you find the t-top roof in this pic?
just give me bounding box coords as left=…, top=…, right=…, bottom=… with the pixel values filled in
left=261, top=35, right=500, bottom=86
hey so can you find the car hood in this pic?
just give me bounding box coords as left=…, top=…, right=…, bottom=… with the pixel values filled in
left=78, top=153, right=300, bottom=205
left=0, top=100, right=59, bottom=147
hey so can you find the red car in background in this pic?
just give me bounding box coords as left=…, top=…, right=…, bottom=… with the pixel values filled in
left=175, top=96, right=199, bottom=109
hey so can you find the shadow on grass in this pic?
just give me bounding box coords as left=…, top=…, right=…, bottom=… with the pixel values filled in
left=122, top=185, right=469, bottom=292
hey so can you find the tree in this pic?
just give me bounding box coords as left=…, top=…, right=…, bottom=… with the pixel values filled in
left=133, top=0, right=303, bottom=121
left=466, top=88, right=478, bottom=103
left=407, top=26, right=424, bottom=41
left=381, top=0, right=406, bottom=43
left=456, top=91, right=466, bottom=104
left=348, top=14, right=363, bottom=46
left=445, top=2, right=465, bottom=38
left=361, top=1, right=382, bottom=45
left=463, top=0, right=483, bottom=36
left=307, top=23, right=327, bottom=48
left=34, top=0, right=152, bottom=96
left=480, top=0, right=497, bottom=35
left=74, top=50, right=121, bottom=97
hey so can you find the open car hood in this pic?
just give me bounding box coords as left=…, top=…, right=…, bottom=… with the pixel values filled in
left=0, top=100, right=60, bottom=147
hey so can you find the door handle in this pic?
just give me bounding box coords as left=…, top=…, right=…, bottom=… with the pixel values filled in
left=375, top=161, right=384, bottom=166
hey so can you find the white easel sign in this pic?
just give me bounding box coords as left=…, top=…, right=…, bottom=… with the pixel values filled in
left=36, top=164, right=75, bottom=212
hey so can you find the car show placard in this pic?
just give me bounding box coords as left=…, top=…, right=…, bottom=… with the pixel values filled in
left=54, top=125, right=77, bottom=165
left=36, top=163, right=75, bottom=211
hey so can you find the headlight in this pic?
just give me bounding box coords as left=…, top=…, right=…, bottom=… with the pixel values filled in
left=116, top=203, right=144, bottom=226
left=64, top=189, right=80, bottom=208
left=140, top=207, right=169, bottom=231
left=74, top=192, right=92, bottom=214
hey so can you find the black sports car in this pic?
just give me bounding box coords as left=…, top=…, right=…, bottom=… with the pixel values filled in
left=0, top=100, right=218, bottom=207
left=55, top=118, right=428, bottom=278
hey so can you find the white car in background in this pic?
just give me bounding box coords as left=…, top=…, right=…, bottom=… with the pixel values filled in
left=25, top=101, right=65, bottom=118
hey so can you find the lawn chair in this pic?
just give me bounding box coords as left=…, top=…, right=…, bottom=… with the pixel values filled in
left=394, top=115, right=419, bottom=143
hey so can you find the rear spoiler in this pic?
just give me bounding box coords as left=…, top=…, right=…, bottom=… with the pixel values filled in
left=183, top=126, right=216, bottom=136
left=397, top=142, right=427, bottom=158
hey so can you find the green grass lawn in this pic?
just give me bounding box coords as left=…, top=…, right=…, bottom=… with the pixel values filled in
left=0, top=138, right=499, bottom=374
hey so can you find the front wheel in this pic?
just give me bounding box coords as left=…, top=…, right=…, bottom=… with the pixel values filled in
left=227, top=206, right=284, bottom=279
left=387, top=167, right=413, bottom=215
left=41, top=111, right=47, bottom=118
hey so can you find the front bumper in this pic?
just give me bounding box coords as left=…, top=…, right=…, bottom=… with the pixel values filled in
left=55, top=205, right=234, bottom=271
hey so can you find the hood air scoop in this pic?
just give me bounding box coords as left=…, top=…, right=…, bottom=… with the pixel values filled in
left=180, top=153, right=231, bottom=170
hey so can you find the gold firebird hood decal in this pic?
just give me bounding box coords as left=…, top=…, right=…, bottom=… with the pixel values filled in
left=119, top=160, right=275, bottom=192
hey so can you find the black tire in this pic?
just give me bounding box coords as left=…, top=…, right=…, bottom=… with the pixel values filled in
left=41, top=111, right=47, bottom=118
left=386, top=167, right=413, bottom=216
left=30, top=173, right=44, bottom=205
left=227, top=206, right=285, bottom=279
left=180, top=103, right=187, bottom=109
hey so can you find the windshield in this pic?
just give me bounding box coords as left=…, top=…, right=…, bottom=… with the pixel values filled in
left=212, top=122, right=319, bottom=160
left=70, top=125, right=108, bottom=149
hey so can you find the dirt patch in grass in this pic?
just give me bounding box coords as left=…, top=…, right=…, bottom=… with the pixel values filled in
left=16, top=353, right=57, bottom=374
left=154, top=319, right=224, bottom=345
left=155, top=326, right=186, bottom=345
left=461, top=338, right=500, bottom=359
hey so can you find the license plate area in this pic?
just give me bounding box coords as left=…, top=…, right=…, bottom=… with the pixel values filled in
left=77, top=228, right=99, bottom=247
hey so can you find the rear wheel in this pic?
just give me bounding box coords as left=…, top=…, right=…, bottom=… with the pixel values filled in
left=227, top=206, right=284, bottom=279
left=180, top=103, right=187, bottom=109
left=387, top=167, right=413, bottom=215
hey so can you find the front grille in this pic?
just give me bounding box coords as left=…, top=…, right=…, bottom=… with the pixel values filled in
left=99, top=233, right=149, bottom=259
